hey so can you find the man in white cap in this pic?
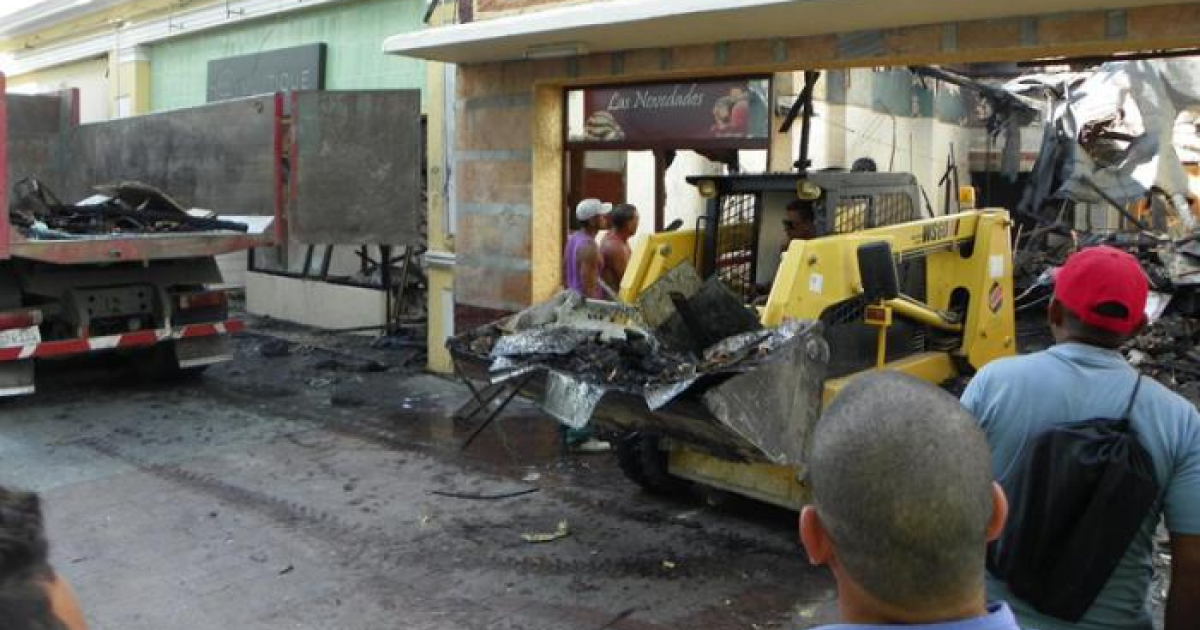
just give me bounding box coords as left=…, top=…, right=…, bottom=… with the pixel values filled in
left=564, top=198, right=612, bottom=300
left=561, top=198, right=614, bottom=453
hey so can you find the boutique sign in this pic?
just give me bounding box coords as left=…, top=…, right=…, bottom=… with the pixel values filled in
left=572, top=77, right=770, bottom=146
left=207, top=44, right=326, bottom=103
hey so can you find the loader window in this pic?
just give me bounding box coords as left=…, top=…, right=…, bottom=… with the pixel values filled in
left=710, top=192, right=761, bottom=304
left=830, top=192, right=921, bottom=234
left=875, top=192, right=923, bottom=226
left=833, top=196, right=871, bottom=233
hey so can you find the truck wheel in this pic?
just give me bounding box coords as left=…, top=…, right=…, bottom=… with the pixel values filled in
left=616, top=433, right=688, bottom=496
left=0, top=264, right=21, bottom=310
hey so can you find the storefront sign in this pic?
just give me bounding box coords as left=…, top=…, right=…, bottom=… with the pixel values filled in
left=575, top=78, right=769, bottom=146
left=207, top=44, right=326, bottom=102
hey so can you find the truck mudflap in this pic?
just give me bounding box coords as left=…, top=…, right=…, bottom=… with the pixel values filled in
left=450, top=288, right=830, bottom=465
left=0, top=320, right=244, bottom=362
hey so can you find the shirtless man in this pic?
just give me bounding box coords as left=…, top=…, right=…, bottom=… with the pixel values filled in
left=600, top=203, right=639, bottom=292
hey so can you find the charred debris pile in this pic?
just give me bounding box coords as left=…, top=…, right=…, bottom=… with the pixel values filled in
left=449, top=268, right=800, bottom=393
left=8, top=177, right=248, bottom=239
left=989, top=58, right=1200, bottom=405
left=1013, top=227, right=1200, bottom=404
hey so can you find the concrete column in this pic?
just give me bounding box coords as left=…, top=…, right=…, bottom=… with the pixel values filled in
left=425, top=3, right=458, bottom=374
left=769, top=72, right=795, bottom=173
left=530, top=83, right=565, bottom=304
left=113, top=45, right=151, bottom=117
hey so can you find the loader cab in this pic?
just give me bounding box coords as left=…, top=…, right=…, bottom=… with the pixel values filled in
left=683, top=171, right=932, bottom=376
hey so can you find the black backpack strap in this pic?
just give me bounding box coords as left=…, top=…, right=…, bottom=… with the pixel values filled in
left=1121, top=376, right=1142, bottom=421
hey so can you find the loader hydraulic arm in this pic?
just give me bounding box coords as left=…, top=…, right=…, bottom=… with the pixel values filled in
left=762, top=210, right=1016, bottom=371
left=616, top=210, right=1016, bottom=371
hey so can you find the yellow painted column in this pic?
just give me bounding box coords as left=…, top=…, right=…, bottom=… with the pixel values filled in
left=530, top=83, right=564, bottom=303
left=113, top=45, right=151, bottom=117
left=424, top=3, right=458, bottom=374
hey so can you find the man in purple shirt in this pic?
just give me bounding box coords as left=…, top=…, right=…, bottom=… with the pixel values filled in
left=564, top=198, right=612, bottom=300
left=800, top=372, right=1021, bottom=630
left=561, top=198, right=614, bottom=452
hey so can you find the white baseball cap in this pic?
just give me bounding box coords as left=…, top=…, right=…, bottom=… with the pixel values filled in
left=576, top=198, right=613, bottom=222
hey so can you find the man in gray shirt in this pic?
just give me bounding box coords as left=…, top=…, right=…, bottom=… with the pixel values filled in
left=962, top=246, right=1200, bottom=630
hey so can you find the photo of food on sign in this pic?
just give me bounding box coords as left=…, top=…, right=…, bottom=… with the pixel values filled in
left=573, top=78, right=769, bottom=144
left=585, top=110, right=625, bottom=140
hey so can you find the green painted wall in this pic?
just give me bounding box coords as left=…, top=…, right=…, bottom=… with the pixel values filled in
left=150, top=0, right=425, bottom=112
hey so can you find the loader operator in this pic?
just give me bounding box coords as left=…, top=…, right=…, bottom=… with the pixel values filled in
left=962, top=246, right=1200, bottom=630
left=755, top=199, right=817, bottom=304
left=801, top=372, right=1017, bottom=630
left=783, top=198, right=817, bottom=242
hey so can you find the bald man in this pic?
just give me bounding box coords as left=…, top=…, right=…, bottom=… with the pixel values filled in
left=800, top=372, right=1015, bottom=629
left=0, top=486, right=88, bottom=630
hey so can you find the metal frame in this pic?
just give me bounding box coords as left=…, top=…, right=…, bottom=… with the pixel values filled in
left=246, top=96, right=428, bottom=334
left=249, top=242, right=426, bottom=334
left=452, top=357, right=538, bottom=451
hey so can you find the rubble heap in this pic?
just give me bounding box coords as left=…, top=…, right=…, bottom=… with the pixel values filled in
left=453, top=323, right=690, bottom=389
left=1015, top=231, right=1200, bottom=406
left=1126, top=314, right=1200, bottom=406
left=450, top=271, right=779, bottom=393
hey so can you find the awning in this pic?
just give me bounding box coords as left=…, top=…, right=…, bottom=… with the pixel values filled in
left=383, top=0, right=1174, bottom=64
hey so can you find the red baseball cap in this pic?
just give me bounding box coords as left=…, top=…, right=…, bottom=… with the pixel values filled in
left=1054, top=246, right=1148, bottom=335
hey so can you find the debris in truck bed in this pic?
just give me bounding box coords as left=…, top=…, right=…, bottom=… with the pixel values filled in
left=8, top=177, right=249, bottom=238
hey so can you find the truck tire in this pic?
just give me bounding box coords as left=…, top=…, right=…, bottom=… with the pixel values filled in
left=616, top=432, right=688, bottom=496
left=0, top=264, right=21, bottom=310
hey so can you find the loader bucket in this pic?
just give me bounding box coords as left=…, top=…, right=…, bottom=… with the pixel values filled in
left=698, top=327, right=829, bottom=464
left=576, top=321, right=830, bottom=464
left=448, top=277, right=831, bottom=465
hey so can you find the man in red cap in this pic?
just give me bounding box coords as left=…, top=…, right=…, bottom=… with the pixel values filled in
left=962, top=246, right=1200, bottom=630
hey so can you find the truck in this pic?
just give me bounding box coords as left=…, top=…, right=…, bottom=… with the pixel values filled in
left=1, top=74, right=421, bottom=396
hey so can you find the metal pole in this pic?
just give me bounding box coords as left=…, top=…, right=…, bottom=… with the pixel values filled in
left=796, top=71, right=820, bottom=173
left=380, top=244, right=394, bottom=335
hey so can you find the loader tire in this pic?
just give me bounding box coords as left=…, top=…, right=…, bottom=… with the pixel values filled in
left=616, top=433, right=688, bottom=496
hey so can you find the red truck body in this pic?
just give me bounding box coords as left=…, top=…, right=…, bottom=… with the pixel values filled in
left=1, top=74, right=421, bottom=396
left=0, top=73, right=282, bottom=395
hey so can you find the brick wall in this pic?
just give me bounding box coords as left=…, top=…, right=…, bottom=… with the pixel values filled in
left=451, top=3, right=1200, bottom=315
left=454, top=67, right=541, bottom=312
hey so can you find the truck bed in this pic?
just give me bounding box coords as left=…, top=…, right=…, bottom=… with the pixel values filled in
left=8, top=228, right=273, bottom=264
